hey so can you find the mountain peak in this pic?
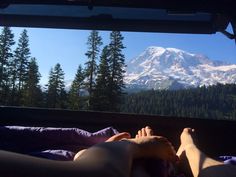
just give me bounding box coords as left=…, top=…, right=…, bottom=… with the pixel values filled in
left=125, top=46, right=236, bottom=91
left=146, top=46, right=194, bottom=56
left=146, top=46, right=165, bottom=51
left=166, top=47, right=193, bottom=55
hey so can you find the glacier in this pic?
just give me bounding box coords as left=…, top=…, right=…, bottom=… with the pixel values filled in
left=125, top=46, right=236, bottom=91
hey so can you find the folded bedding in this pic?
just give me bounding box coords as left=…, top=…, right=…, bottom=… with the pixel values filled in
left=219, top=156, right=236, bottom=165
left=0, top=126, right=235, bottom=166
left=0, top=125, right=235, bottom=177
left=0, top=126, right=119, bottom=160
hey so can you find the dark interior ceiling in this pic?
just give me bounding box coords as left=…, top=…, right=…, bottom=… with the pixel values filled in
left=0, top=0, right=235, bottom=36
left=0, top=0, right=235, bottom=14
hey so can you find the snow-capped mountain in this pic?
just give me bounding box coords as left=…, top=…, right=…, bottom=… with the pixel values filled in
left=125, top=46, right=236, bottom=91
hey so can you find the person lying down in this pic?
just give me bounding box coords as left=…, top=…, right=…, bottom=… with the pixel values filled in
left=0, top=126, right=235, bottom=177
left=74, top=126, right=178, bottom=177
left=74, top=126, right=236, bottom=177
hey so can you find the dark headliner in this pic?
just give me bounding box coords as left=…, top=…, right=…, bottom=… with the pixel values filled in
left=0, top=1, right=235, bottom=35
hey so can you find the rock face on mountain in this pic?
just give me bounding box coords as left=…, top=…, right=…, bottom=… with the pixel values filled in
left=125, top=46, right=236, bottom=91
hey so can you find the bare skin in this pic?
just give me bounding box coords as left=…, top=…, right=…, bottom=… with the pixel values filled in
left=6, top=126, right=235, bottom=177
left=74, top=126, right=177, bottom=177
left=136, top=126, right=154, bottom=138
left=0, top=131, right=176, bottom=177
left=177, top=128, right=236, bottom=177
left=74, top=130, right=176, bottom=177
left=74, top=127, right=176, bottom=162
left=132, top=126, right=172, bottom=177
left=128, top=127, right=176, bottom=162
left=74, top=132, right=131, bottom=160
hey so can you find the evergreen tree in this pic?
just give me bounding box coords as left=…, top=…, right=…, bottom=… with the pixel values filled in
left=46, top=63, right=66, bottom=108
left=91, top=46, right=111, bottom=111
left=108, top=31, right=126, bottom=111
left=22, top=57, right=43, bottom=107
left=14, top=29, right=31, bottom=104
left=0, top=27, right=15, bottom=105
left=84, top=30, right=102, bottom=108
left=8, top=56, right=18, bottom=105
left=68, top=65, right=85, bottom=110
left=120, top=84, right=236, bottom=121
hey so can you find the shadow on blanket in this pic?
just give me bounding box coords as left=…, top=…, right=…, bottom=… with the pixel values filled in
left=1, top=126, right=236, bottom=177
left=0, top=126, right=119, bottom=160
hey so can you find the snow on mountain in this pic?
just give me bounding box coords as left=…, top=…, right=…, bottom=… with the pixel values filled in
left=125, top=46, right=236, bottom=91
left=65, top=79, right=73, bottom=91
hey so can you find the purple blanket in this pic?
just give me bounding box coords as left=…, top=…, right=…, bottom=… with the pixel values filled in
left=0, top=126, right=119, bottom=160
left=219, top=156, right=236, bottom=165
left=0, top=125, right=235, bottom=166
left=0, top=125, right=235, bottom=177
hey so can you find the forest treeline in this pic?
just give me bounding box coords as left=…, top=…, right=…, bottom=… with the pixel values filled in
left=0, top=27, right=236, bottom=121
left=0, top=27, right=126, bottom=111
left=121, top=84, right=236, bottom=120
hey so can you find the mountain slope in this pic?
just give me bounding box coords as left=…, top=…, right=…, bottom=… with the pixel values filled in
left=125, top=46, right=236, bottom=90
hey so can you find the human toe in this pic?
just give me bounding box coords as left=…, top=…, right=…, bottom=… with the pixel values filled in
left=145, top=126, right=154, bottom=136
left=141, top=128, right=147, bottom=136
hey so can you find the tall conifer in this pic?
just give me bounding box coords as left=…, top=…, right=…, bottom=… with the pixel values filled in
left=108, top=31, right=126, bottom=111
left=0, top=27, right=15, bottom=104
left=22, top=57, right=42, bottom=107
left=14, top=29, right=30, bottom=91
left=46, top=63, right=66, bottom=108
left=84, top=30, right=102, bottom=108
left=91, top=46, right=111, bottom=111
left=68, top=65, right=85, bottom=110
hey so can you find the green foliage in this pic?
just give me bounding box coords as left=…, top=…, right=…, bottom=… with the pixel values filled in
left=84, top=30, right=103, bottom=107
left=108, top=31, right=126, bottom=111
left=22, top=58, right=43, bottom=107
left=68, top=65, right=85, bottom=110
left=0, top=27, right=15, bottom=104
left=46, top=63, right=67, bottom=108
left=121, top=84, right=236, bottom=120
left=91, top=46, right=111, bottom=111
left=14, top=29, right=31, bottom=92
left=1, top=26, right=236, bottom=122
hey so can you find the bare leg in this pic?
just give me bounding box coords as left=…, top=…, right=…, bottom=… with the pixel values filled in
left=74, top=127, right=176, bottom=177
left=132, top=126, right=154, bottom=177
left=0, top=134, right=175, bottom=177
left=132, top=126, right=177, bottom=177
left=77, top=126, right=176, bottom=177
left=0, top=140, right=139, bottom=177
left=76, top=134, right=176, bottom=177
left=129, top=129, right=176, bottom=162
left=73, top=132, right=131, bottom=160
left=177, top=128, right=236, bottom=177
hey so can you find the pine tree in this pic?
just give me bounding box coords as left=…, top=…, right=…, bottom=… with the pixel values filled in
left=91, top=46, right=111, bottom=111
left=68, top=65, right=85, bottom=110
left=0, top=27, right=15, bottom=105
left=22, top=57, right=43, bottom=107
left=84, top=30, right=102, bottom=108
left=108, top=31, right=126, bottom=111
left=8, top=56, right=18, bottom=105
left=46, top=63, right=66, bottom=108
left=14, top=29, right=31, bottom=104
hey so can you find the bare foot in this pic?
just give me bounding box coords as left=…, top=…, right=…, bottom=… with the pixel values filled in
left=125, top=135, right=177, bottom=162
left=133, top=126, right=163, bottom=177
left=177, top=128, right=196, bottom=157
left=136, top=126, right=154, bottom=138
left=133, top=127, right=177, bottom=176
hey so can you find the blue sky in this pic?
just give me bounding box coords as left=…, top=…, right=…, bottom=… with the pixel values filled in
left=8, top=25, right=236, bottom=84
